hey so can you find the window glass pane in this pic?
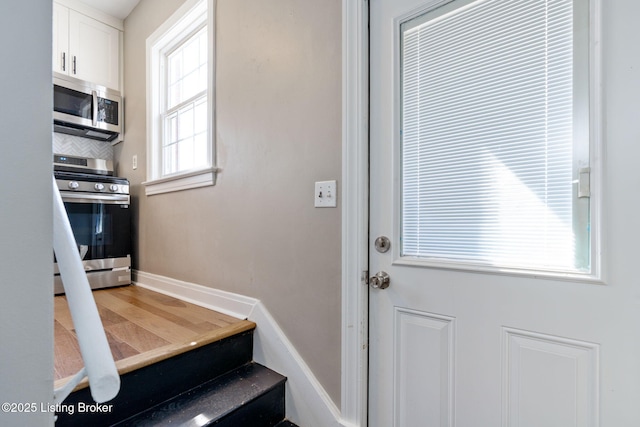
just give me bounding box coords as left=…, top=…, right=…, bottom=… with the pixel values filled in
left=199, top=31, right=207, bottom=65
left=168, top=82, right=179, bottom=108
left=400, top=0, right=589, bottom=273
left=198, top=65, right=208, bottom=93
left=194, top=98, right=207, bottom=134
left=169, top=53, right=182, bottom=85
left=193, top=133, right=208, bottom=168
left=178, top=137, right=195, bottom=171
left=165, top=113, right=178, bottom=145
left=182, top=71, right=199, bottom=101
left=182, top=38, right=200, bottom=75
left=178, top=104, right=194, bottom=140
left=163, top=143, right=178, bottom=175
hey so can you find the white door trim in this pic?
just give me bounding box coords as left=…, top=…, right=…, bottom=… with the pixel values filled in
left=341, top=0, right=369, bottom=426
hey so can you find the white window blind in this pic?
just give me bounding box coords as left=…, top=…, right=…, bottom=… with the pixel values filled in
left=400, top=0, right=591, bottom=273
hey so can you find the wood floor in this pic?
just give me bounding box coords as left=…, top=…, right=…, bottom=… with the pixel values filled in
left=54, top=285, right=255, bottom=390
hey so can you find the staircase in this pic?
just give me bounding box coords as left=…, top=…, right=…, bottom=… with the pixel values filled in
left=55, top=322, right=298, bottom=426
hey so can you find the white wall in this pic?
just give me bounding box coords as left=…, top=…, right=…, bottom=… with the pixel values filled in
left=0, top=1, right=54, bottom=426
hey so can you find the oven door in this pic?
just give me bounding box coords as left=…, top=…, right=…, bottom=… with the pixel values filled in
left=54, top=192, right=131, bottom=294
left=59, top=193, right=131, bottom=261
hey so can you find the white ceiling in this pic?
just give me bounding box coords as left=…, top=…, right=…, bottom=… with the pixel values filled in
left=78, top=0, right=140, bottom=20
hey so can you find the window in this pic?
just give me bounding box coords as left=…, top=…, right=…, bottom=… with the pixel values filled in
left=145, top=0, right=215, bottom=195
left=400, top=0, right=597, bottom=277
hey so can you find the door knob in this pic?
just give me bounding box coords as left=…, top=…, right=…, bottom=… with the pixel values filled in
left=369, top=271, right=390, bottom=289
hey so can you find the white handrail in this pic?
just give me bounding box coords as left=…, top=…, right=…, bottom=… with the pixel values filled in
left=52, top=177, right=120, bottom=404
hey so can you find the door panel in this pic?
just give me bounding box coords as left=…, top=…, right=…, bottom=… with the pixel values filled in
left=394, top=308, right=455, bottom=426
left=368, top=0, right=640, bottom=425
left=501, top=328, right=599, bottom=427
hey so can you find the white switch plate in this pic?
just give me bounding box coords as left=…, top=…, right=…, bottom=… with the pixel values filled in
left=315, top=180, right=337, bottom=208
left=132, top=155, right=138, bottom=170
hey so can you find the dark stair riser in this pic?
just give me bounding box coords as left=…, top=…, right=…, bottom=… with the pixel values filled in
left=213, top=382, right=285, bottom=427
left=56, top=330, right=254, bottom=426
left=116, top=363, right=286, bottom=427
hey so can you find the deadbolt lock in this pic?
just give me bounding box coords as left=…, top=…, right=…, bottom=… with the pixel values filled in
left=374, top=236, right=391, bottom=253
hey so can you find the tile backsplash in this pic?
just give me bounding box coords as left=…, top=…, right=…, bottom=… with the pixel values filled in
left=53, top=133, right=114, bottom=161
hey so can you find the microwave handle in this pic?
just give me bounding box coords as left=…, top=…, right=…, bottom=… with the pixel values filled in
left=92, top=90, right=98, bottom=127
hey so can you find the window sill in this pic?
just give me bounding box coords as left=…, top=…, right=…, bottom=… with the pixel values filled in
left=393, top=256, right=603, bottom=285
left=143, top=167, right=218, bottom=196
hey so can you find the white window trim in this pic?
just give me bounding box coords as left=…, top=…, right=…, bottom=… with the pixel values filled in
left=390, top=0, right=603, bottom=284
left=143, top=166, right=218, bottom=196
left=144, top=0, right=216, bottom=196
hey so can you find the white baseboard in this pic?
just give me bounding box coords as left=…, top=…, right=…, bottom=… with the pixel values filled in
left=133, top=270, right=256, bottom=319
left=133, top=270, right=350, bottom=427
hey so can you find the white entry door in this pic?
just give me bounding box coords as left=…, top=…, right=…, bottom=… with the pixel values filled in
left=368, top=0, right=640, bottom=426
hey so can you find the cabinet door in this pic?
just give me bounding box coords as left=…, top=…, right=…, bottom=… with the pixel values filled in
left=68, top=10, right=120, bottom=90
left=52, top=3, right=69, bottom=75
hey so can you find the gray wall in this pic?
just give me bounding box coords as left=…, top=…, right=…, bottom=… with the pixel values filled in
left=0, top=1, right=54, bottom=426
left=117, top=0, right=343, bottom=404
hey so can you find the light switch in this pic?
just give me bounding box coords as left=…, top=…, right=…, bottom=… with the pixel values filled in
left=315, top=180, right=337, bottom=208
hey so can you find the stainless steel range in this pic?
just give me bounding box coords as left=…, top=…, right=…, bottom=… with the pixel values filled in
left=54, top=154, right=131, bottom=294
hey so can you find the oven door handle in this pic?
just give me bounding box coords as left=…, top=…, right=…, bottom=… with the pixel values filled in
left=61, top=192, right=130, bottom=205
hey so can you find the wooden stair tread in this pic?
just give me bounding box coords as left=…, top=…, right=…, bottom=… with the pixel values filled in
left=54, top=285, right=255, bottom=392
left=55, top=319, right=256, bottom=392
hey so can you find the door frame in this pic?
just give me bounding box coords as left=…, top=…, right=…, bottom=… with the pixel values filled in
left=341, top=0, right=369, bottom=426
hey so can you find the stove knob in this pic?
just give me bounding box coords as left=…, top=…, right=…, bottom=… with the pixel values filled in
left=109, top=184, right=119, bottom=192
left=68, top=181, right=79, bottom=190
left=94, top=183, right=105, bottom=191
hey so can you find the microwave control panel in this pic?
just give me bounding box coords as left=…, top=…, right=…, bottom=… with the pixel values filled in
left=97, top=98, right=119, bottom=126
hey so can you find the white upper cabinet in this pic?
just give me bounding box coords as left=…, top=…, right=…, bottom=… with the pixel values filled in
left=52, top=3, right=70, bottom=76
left=53, top=2, right=121, bottom=91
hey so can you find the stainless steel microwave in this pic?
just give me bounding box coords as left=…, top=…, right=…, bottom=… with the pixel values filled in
left=53, top=73, right=122, bottom=142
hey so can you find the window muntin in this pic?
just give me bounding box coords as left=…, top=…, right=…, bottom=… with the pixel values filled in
left=400, top=0, right=592, bottom=274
